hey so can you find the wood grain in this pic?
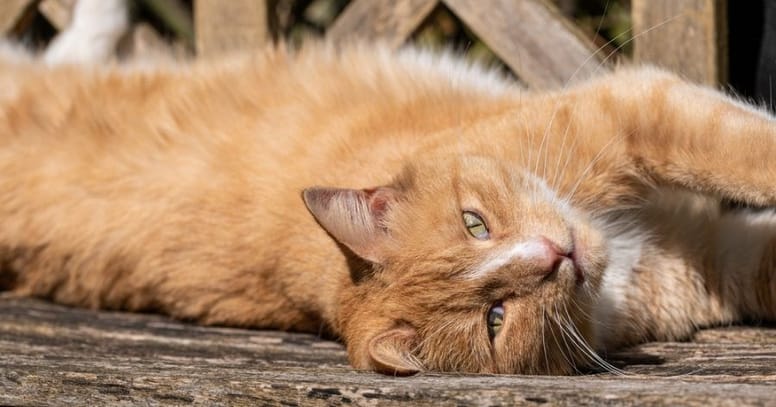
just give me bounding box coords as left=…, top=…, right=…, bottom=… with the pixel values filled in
left=194, top=0, right=269, bottom=57
left=443, top=0, right=606, bottom=89
left=632, top=0, right=727, bottom=85
left=327, top=0, right=438, bottom=49
left=0, top=0, right=36, bottom=35
left=1, top=298, right=775, bottom=405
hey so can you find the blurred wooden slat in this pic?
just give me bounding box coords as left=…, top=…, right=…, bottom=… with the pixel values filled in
left=38, top=0, right=76, bottom=30
left=0, top=0, right=37, bottom=34
left=327, top=0, right=438, bottom=49
left=127, top=23, right=171, bottom=57
left=443, top=0, right=605, bottom=89
left=633, top=0, right=727, bottom=85
left=194, top=0, right=268, bottom=57
left=118, top=22, right=187, bottom=61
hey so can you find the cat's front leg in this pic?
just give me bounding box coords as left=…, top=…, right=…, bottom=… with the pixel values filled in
left=573, top=67, right=776, bottom=207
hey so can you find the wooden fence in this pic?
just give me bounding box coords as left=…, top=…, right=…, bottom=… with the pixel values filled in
left=1, top=0, right=727, bottom=87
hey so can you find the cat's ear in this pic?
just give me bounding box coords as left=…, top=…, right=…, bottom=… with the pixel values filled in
left=367, top=326, right=421, bottom=375
left=302, top=186, right=397, bottom=263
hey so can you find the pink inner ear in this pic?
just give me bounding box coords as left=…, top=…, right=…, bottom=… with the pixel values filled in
left=302, top=186, right=398, bottom=263
left=364, top=187, right=396, bottom=221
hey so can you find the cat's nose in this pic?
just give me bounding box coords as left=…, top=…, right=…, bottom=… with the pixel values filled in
left=533, top=236, right=570, bottom=277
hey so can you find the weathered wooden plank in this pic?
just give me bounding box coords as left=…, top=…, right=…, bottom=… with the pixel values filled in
left=1, top=298, right=776, bottom=405
left=632, top=0, right=727, bottom=85
left=38, top=0, right=75, bottom=30
left=443, top=0, right=606, bottom=89
left=119, top=22, right=187, bottom=61
left=194, top=0, right=269, bottom=57
left=0, top=0, right=36, bottom=35
left=327, top=0, right=438, bottom=49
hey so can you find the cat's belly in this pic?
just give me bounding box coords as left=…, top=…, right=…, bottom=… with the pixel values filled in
left=590, top=189, right=718, bottom=350
left=591, top=188, right=776, bottom=351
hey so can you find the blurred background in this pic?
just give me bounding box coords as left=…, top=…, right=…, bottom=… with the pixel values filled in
left=8, top=0, right=632, bottom=64
left=4, top=0, right=774, bottom=109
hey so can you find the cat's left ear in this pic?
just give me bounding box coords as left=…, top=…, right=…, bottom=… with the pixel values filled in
left=303, top=186, right=398, bottom=264
left=367, top=326, right=421, bottom=375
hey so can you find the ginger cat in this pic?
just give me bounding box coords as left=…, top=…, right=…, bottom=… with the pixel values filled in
left=2, top=4, right=776, bottom=377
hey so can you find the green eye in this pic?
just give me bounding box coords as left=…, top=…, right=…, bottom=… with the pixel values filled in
left=462, top=211, right=490, bottom=240
left=487, top=302, right=504, bottom=339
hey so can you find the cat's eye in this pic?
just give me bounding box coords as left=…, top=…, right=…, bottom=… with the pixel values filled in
left=487, top=302, right=504, bottom=339
left=462, top=211, right=489, bottom=240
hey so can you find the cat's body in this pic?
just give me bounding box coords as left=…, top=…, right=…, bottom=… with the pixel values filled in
left=2, top=34, right=776, bottom=374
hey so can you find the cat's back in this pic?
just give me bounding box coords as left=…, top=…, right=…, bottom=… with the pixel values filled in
left=1, top=43, right=520, bottom=191
left=0, top=43, right=523, bottom=237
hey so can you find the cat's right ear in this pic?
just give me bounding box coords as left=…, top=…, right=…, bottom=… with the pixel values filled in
left=302, top=186, right=397, bottom=264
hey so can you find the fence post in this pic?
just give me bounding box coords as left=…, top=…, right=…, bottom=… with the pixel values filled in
left=443, top=0, right=606, bottom=89
left=0, top=0, right=37, bottom=34
left=194, top=0, right=269, bottom=57
left=328, top=0, right=438, bottom=49
left=38, top=0, right=75, bottom=30
left=632, top=0, right=727, bottom=85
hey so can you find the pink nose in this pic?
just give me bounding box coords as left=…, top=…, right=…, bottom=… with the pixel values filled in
left=534, top=236, right=570, bottom=277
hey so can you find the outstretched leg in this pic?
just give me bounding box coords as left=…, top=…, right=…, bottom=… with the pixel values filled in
left=577, top=67, right=776, bottom=207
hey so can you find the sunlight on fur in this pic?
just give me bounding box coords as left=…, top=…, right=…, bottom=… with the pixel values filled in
left=1, top=0, right=776, bottom=377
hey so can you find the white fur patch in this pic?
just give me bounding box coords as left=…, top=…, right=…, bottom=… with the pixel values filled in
left=44, top=0, right=128, bottom=65
left=464, top=239, right=550, bottom=280
left=395, top=46, right=519, bottom=96
left=591, top=229, right=645, bottom=348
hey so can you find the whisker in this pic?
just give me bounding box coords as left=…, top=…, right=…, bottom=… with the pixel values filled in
left=562, top=304, right=628, bottom=375
left=556, top=309, right=587, bottom=367
left=567, top=295, right=596, bottom=323
left=550, top=101, right=579, bottom=192
left=557, top=308, right=596, bottom=370
left=559, top=316, right=604, bottom=373
left=541, top=304, right=551, bottom=374
left=547, top=306, right=572, bottom=371
left=550, top=305, right=581, bottom=374
left=413, top=318, right=459, bottom=368
left=562, top=129, right=633, bottom=204
left=594, top=0, right=611, bottom=41
left=547, top=11, right=686, bottom=205
left=593, top=12, right=687, bottom=77
left=561, top=11, right=634, bottom=88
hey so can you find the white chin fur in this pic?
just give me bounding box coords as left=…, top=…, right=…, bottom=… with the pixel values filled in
left=589, top=221, right=646, bottom=350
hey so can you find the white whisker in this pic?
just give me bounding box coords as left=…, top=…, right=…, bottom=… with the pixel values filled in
left=551, top=305, right=581, bottom=373
left=593, top=12, right=687, bottom=78
left=562, top=129, right=632, bottom=204
left=541, top=304, right=551, bottom=374
left=562, top=304, right=628, bottom=375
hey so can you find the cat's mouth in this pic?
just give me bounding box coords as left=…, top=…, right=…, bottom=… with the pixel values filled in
left=569, top=229, right=586, bottom=285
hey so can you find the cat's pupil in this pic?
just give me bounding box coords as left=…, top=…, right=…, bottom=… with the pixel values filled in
left=487, top=302, right=505, bottom=339
left=462, top=211, right=489, bottom=240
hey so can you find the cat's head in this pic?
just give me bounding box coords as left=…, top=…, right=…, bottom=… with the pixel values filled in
left=303, top=154, right=608, bottom=375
